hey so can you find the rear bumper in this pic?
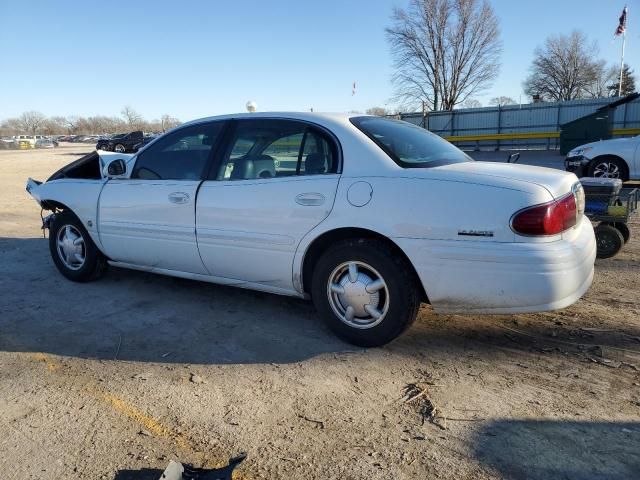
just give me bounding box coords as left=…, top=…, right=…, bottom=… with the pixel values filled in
left=395, top=219, right=596, bottom=314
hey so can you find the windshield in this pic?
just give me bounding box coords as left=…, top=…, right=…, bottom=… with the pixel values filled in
left=350, top=116, right=472, bottom=168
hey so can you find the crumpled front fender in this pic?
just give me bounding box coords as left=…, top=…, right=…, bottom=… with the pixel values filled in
left=25, top=177, right=107, bottom=253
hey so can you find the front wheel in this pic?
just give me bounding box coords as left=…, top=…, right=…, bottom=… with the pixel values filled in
left=588, top=156, right=628, bottom=181
left=49, top=211, right=107, bottom=282
left=114, top=143, right=126, bottom=153
left=311, top=239, right=420, bottom=347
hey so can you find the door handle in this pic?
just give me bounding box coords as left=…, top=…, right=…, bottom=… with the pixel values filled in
left=168, top=192, right=190, bottom=204
left=295, top=193, right=325, bottom=206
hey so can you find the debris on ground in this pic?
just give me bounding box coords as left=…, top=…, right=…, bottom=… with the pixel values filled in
left=298, top=414, right=325, bottom=429
left=190, top=373, right=206, bottom=384
left=403, top=383, right=446, bottom=429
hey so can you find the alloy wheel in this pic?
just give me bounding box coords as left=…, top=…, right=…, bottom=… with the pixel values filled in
left=593, top=161, right=620, bottom=178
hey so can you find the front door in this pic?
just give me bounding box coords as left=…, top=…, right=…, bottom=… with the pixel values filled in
left=196, top=119, right=341, bottom=292
left=98, top=121, right=225, bottom=274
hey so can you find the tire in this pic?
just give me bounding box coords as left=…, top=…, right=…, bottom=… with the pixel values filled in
left=588, top=156, right=629, bottom=181
left=602, top=221, right=630, bottom=244
left=311, top=238, right=420, bottom=347
left=114, top=143, right=126, bottom=153
left=49, top=211, right=107, bottom=282
left=594, top=224, right=625, bottom=259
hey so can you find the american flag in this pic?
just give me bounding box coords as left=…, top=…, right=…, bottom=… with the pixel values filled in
left=615, top=6, right=627, bottom=36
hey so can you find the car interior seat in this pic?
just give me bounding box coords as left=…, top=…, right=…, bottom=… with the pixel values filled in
left=304, top=153, right=328, bottom=174
left=230, top=155, right=276, bottom=180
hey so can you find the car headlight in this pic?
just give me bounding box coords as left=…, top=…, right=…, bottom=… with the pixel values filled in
left=567, top=146, right=592, bottom=158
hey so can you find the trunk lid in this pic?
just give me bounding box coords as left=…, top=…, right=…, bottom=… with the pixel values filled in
left=432, top=161, right=579, bottom=199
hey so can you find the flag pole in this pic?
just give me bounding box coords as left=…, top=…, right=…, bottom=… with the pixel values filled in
left=619, top=30, right=626, bottom=97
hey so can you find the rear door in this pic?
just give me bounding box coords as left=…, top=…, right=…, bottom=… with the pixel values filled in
left=98, top=121, right=225, bottom=274
left=196, top=118, right=341, bottom=292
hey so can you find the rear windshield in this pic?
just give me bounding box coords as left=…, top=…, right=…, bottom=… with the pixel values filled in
left=350, top=116, right=472, bottom=168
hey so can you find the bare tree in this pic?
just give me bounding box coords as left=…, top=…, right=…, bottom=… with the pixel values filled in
left=121, top=105, right=143, bottom=129
left=460, top=98, right=482, bottom=109
left=365, top=107, right=390, bottom=116
left=489, top=96, right=516, bottom=106
left=523, top=31, right=603, bottom=101
left=64, top=116, right=80, bottom=135
left=43, top=116, right=69, bottom=135
left=582, top=61, right=617, bottom=99
left=17, top=111, right=47, bottom=135
left=0, top=118, right=22, bottom=136
left=1, top=109, right=181, bottom=136
left=160, top=114, right=181, bottom=132
left=386, top=0, right=502, bottom=111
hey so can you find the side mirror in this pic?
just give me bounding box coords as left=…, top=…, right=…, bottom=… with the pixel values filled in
left=106, top=158, right=126, bottom=177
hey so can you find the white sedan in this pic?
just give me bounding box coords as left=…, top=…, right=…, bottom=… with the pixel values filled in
left=565, top=136, right=640, bottom=180
left=26, top=113, right=596, bottom=346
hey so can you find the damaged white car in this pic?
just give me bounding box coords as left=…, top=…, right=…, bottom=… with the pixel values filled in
left=26, top=113, right=596, bottom=346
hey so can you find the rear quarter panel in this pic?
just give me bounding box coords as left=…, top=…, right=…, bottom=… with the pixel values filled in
left=305, top=176, right=552, bottom=243
left=293, top=175, right=555, bottom=294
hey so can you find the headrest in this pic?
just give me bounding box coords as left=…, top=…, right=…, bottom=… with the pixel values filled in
left=230, top=155, right=276, bottom=180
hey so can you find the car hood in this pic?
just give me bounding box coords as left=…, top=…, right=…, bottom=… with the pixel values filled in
left=425, top=161, right=578, bottom=199
left=581, top=138, right=633, bottom=150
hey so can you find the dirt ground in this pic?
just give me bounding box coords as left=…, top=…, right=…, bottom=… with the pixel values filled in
left=1, top=145, right=639, bottom=480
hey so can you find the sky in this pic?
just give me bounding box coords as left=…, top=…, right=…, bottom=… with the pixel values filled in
left=0, top=0, right=636, bottom=121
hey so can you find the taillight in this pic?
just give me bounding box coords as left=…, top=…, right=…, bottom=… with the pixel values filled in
left=511, top=192, right=577, bottom=236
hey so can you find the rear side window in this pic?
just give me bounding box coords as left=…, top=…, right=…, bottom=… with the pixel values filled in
left=132, top=122, right=223, bottom=180
left=350, top=116, right=472, bottom=168
left=215, top=119, right=337, bottom=180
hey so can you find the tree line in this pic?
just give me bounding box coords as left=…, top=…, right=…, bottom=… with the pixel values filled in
left=0, top=106, right=181, bottom=136
left=380, top=0, right=637, bottom=113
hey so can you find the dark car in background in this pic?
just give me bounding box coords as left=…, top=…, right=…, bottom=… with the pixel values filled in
left=96, top=131, right=143, bottom=152
left=132, top=134, right=158, bottom=152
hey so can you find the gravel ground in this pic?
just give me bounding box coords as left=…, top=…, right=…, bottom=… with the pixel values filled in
left=1, top=145, right=639, bottom=479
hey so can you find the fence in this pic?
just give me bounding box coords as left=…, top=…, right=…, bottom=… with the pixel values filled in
left=394, top=96, right=640, bottom=150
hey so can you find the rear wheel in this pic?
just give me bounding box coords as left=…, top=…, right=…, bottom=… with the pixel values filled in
left=311, top=238, right=420, bottom=347
left=114, top=143, right=126, bottom=153
left=594, top=224, right=625, bottom=259
left=49, top=211, right=107, bottom=282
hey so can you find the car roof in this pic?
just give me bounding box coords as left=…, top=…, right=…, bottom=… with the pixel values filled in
left=181, top=111, right=364, bottom=129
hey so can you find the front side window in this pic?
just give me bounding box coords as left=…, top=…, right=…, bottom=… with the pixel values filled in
left=132, top=122, right=223, bottom=180
left=350, top=116, right=472, bottom=168
left=216, top=119, right=337, bottom=180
